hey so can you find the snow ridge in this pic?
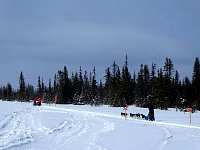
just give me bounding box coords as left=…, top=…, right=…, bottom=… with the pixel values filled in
left=0, top=109, right=34, bottom=150
left=87, top=117, right=114, bottom=150
left=155, top=128, right=173, bottom=150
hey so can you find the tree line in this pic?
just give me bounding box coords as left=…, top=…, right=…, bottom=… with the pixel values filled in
left=0, top=56, right=200, bottom=110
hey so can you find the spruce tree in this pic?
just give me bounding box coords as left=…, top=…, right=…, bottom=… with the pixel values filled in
left=121, top=55, right=134, bottom=105
left=53, top=74, right=59, bottom=99
left=26, top=84, right=34, bottom=101
left=72, top=72, right=79, bottom=104
left=98, top=79, right=104, bottom=105
left=57, top=70, right=64, bottom=103
left=18, top=71, right=26, bottom=101
left=110, top=61, right=120, bottom=106
left=83, top=71, right=90, bottom=104
left=2, top=86, right=7, bottom=100
left=192, top=57, right=200, bottom=109
left=56, top=66, right=71, bottom=104
left=63, top=66, right=71, bottom=104
left=47, top=78, right=53, bottom=103
left=156, top=68, right=166, bottom=109
left=136, top=64, right=145, bottom=106
left=163, top=57, right=174, bottom=107
left=143, top=64, right=150, bottom=98
left=104, top=67, right=111, bottom=105
left=78, top=66, right=84, bottom=97
left=150, top=63, right=157, bottom=101
left=115, top=66, right=121, bottom=105
left=174, top=70, right=180, bottom=108
left=91, top=67, right=98, bottom=105
left=182, top=77, right=193, bottom=108
left=37, top=76, right=42, bottom=98
left=3, top=83, right=13, bottom=101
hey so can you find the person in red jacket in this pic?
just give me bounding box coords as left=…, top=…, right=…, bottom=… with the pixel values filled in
left=37, top=97, right=42, bottom=106
left=33, top=97, right=37, bottom=106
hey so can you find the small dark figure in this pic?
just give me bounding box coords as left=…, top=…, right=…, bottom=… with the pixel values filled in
left=121, top=112, right=128, bottom=116
left=33, top=97, right=37, bottom=106
left=148, top=104, right=155, bottom=121
left=37, top=97, right=42, bottom=106
left=140, top=114, right=146, bottom=119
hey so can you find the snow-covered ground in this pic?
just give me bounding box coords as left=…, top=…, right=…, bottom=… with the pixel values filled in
left=0, top=101, right=200, bottom=150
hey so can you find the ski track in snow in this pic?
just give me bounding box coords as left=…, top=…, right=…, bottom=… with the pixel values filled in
left=0, top=105, right=115, bottom=150
left=153, top=127, right=173, bottom=150
left=40, top=108, right=90, bottom=149
left=41, top=106, right=115, bottom=150
left=0, top=108, right=34, bottom=150
left=86, top=117, right=114, bottom=150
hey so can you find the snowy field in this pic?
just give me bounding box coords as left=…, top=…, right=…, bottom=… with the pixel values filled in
left=0, top=101, right=200, bottom=150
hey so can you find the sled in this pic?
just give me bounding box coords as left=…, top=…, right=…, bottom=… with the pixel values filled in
left=33, top=102, right=41, bottom=106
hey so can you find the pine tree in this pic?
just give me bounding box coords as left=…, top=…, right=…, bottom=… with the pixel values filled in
left=115, top=66, right=122, bottom=105
left=136, top=64, right=145, bottom=106
left=163, top=57, right=174, bottom=107
left=104, top=67, right=111, bottom=105
left=143, top=64, right=150, bottom=96
left=121, top=55, right=134, bottom=105
left=156, top=68, right=166, bottom=109
left=192, top=57, right=200, bottom=109
left=98, top=79, right=103, bottom=105
left=56, top=66, right=71, bottom=104
left=62, top=66, right=71, bottom=104
left=47, top=78, right=53, bottom=104
left=41, top=78, right=45, bottom=95
left=110, top=61, right=120, bottom=106
left=78, top=66, right=84, bottom=97
left=2, top=86, right=7, bottom=100
left=57, top=70, right=64, bottom=103
left=37, top=76, right=42, bottom=98
left=53, top=73, right=58, bottom=101
left=18, top=71, right=26, bottom=101
left=91, top=67, right=97, bottom=105
left=72, top=72, right=79, bottom=104
left=164, top=57, right=174, bottom=79
left=3, top=83, right=13, bottom=101
left=132, top=71, right=137, bottom=104
left=182, top=77, right=193, bottom=108
left=174, top=70, right=180, bottom=108
left=83, top=71, right=90, bottom=104
left=26, top=84, right=34, bottom=101
left=150, top=63, right=157, bottom=101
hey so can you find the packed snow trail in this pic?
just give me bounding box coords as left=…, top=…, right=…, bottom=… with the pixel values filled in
left=0, top=108, right=34, bottom=150
left=0, top=104, right=115, bottom=150
left=0, top=102, right=200, bottom=150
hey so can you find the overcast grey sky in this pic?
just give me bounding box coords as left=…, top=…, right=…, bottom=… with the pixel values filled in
left=0, top=0, right=199, bottom=88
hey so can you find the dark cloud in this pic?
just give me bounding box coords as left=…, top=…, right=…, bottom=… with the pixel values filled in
left=0, top=0, right=199, bottom=88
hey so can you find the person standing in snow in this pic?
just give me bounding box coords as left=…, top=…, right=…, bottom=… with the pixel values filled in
left=148, top=103, right=155, bottom=121
left=37, top=97, right=42, bottom=106
left=33, top=97, right=37, bottom=106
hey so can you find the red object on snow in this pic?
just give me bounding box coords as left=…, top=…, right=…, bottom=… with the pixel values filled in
left=38, top=98, right=42, bottom=102
left=187, top=108, right=192, bottom=113
left=123, top=105, right=128, bottom=110
left=33, top=97, right=37, bottom=105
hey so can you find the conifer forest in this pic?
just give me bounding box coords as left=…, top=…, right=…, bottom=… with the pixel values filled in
left=1, top=56, right=200, bottom=111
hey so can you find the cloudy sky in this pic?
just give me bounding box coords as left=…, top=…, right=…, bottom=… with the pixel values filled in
left=0, top=0, right=199, bottom=88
